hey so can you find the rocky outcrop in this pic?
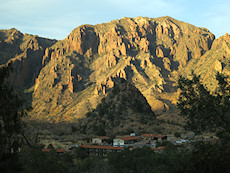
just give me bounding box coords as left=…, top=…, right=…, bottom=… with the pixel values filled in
left=106, top=54, right=117, bottom=68
left=156, top=46, right=164, bottom=57
left=139, top=38, right=150, bottom=52
left=66, top=25, right=99, bottom=56
left=214, top=60, right=222, bottom=72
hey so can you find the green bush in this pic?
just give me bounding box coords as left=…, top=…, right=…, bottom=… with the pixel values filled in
left=174, top=132, right=181, bottom=138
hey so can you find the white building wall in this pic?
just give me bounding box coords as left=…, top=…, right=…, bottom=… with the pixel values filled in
left=92, top=138, right=102, bottom=144
left=113, top=139, right=124, bottom=146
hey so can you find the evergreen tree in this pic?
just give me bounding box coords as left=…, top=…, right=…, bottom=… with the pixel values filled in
left=0, top=63, right=24, bottom=172
left=177, top=72, right=230, bottom=136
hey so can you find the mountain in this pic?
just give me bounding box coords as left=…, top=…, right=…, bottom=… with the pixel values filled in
left=1, top=16, right=229, bottom=129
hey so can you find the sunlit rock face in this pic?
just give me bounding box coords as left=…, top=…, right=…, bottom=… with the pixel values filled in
left=3, top=16, right=228, bottom=125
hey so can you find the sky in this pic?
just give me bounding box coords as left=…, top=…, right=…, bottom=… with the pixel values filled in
left=0, top=0, right=230, bottom=40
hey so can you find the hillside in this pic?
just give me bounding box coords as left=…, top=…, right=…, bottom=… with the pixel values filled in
left=78, top=78, right=156, bottom=135
left=1, top=16, right=229, bottom=131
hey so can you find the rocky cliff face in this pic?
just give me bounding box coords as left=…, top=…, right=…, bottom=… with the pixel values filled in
left=0, top=28, right=57, bottom=89
left=2, top=16, right=229, bottom=125
left=31, top=16, right=214, bottom=121
left=184, top=33, right=230, bottom=91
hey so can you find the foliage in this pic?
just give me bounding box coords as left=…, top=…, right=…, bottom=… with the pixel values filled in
left=108, top=146, right=190, bottom=173
left=85, top=112, right=93, bottom=118
left=176, top=72, right=230, bottom=172
left=72, top=147, right=88, bottom=160
left=174, top=132, right=181, bottom=138
left=0, top=63, right=25, bottom=172
left=108, top=142, right=230, bottom=173
left=93, top=124, right=106, bottom=136
left=17, top=143, right=230, bottom=173
left=72, top=156, right=109, bottom=173
left=177, top=72, right=230, bottom=135
left=71, top=125, right=77, bottom=132
left=175, top=141, right=230, bottom=173
left=139, top=115, right=148, bottom=124
left=20, top=147, right=71, bottom=173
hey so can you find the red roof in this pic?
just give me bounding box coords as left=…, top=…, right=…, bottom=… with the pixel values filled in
left=119, top=136, right=140, bottom=141
left=56, top=149, right=66, bottom=153
left=42, top=148, right=50, bottom=152
left=80, top=145, right=123, bottom=150
left=142, top=134, right=166, bottom=138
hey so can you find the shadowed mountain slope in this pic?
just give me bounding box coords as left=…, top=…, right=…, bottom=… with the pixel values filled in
left=78, top=78, right=156, bottom=135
